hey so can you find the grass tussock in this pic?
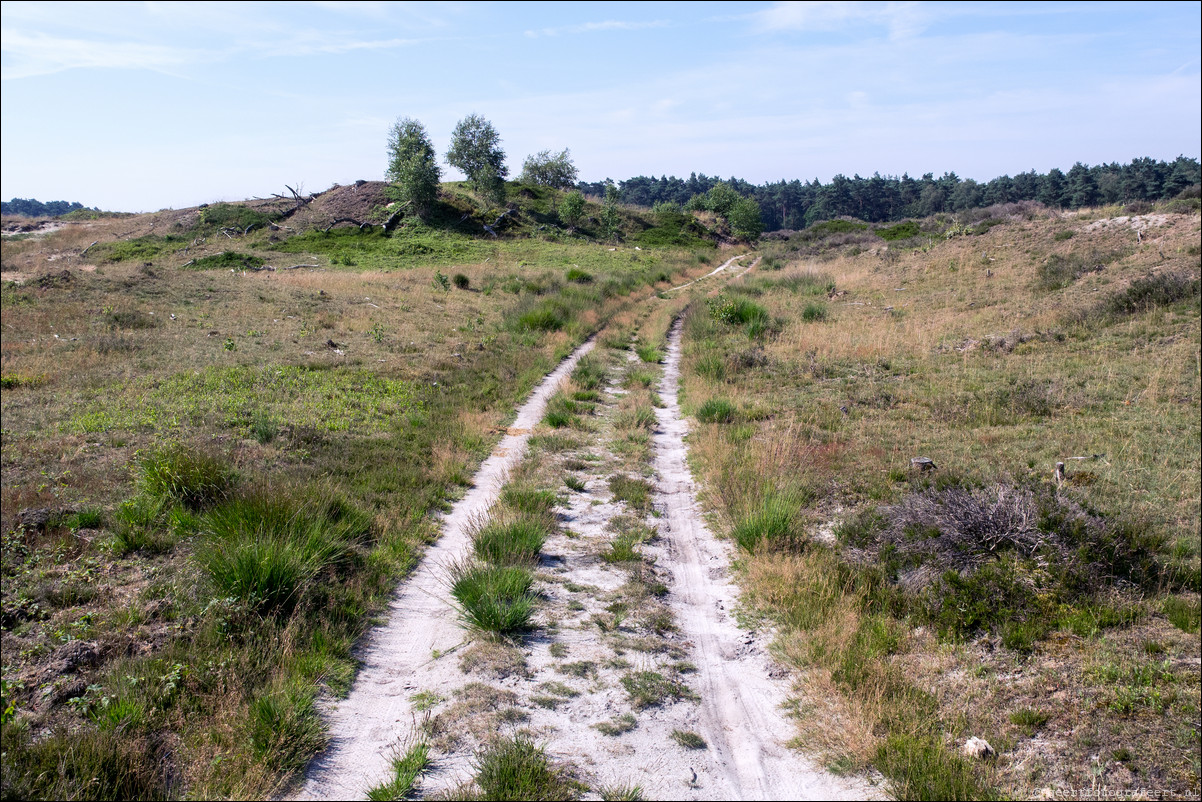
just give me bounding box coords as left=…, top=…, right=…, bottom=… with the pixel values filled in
left=471, top=733, right=578, bottom=801
left=450, top=562, right=537, bottom=637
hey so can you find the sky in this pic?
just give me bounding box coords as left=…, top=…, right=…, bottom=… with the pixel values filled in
left=2, top=0, right=1200, bottom=212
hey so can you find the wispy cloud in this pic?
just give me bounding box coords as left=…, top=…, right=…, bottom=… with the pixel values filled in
left=524, top=19, right=670, bottom=39
left=750, top=1, right=931, bottom=41
left=0, top=29, right=209, bottom=79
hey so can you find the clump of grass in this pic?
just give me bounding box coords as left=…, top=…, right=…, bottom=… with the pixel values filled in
left=601, top=530, right=644, bottom=564
left=472, top=514, right=549, bottom=565
left=138, top=444, right=236, bottom=510
left=730, top=492, right=802, bottom=552
left=599, top=783, right=644, bottom=801
left=696, top=398, right=735, bottom=424
left=1035, top=247, right=1128, bottom=291
left=635, top=344, right=663, bottom=363
left=0, top=725, right=168, bottom=800
left=1009, top=708, right=1050, bottom=730
left=197, top=488, right=372, bottom=616
left=1162, top=595, right=1200, bottom=633
left=671, top=730, right=707, bottom=749
left=473, top=733, right=576, bottom=801
left=452, top=273, right=471, bottom=290
left=367, top=742, right=431, bottom=801
left=570, top=355, right=606, bottom=390
left=594, top=713, right=637, bottom=736
left=614, top=407, right=656, bottom=432
left=564, top=476, right=586, bottom=492
left=566, top=267, right=593, bottom=283
left=185, top=251, right=266, bottom=271
left=608, top=475, right=653, bottom=511
left=874, top=734, right=993, bottom=800
left=248, top=680, right=326, bottom=774
left=105, top=309, right=158, bottom=330
left=620, top=671, right=696, bottom=709
left=801, top=302, right=828, bottom=322
left=623, top=369, right=655, bottom=389
left=449, top=562, right=537, bottom=636
left=500, top=484, right=558, bottom=518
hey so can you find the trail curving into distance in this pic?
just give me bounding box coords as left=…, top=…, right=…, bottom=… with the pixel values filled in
left=294, top=338, right=596, bottom=800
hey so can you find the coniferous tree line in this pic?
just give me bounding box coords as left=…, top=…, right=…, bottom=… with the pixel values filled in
left=1, top=199, right=92, bottom=217
left=578, top=156, right=1200, bottom=232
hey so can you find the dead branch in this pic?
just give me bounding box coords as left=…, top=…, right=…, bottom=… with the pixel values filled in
left=80, top=240, right=99, bottom=257
left=322, top=218, right=375, bottom=233
left=283, top=264, right=320, bottom=270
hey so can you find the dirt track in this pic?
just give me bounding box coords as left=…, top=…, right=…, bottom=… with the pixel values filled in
left=295, top=257, right=878, bottom=799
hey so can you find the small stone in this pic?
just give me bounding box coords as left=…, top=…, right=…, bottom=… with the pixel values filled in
left=963, top=736, right=995, bottom=760
left=910, top=456, right=937, bottom=472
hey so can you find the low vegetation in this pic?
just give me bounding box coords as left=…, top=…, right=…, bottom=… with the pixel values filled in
left=0, top=176, right=715, bottom=798
left=680, top=199, right=1201, bottom=798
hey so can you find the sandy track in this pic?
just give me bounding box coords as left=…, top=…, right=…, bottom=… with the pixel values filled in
left=666, top=253, right=753, bottom=292
left=651, top=316, right=871, bottom=800
left=294, top=338, right=596, bottom=800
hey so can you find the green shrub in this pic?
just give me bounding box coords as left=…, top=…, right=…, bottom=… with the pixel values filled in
left=184, top=251, right=265, bottom=271
left=876, top=221, right=923, bottom=241
left=1103, top=270, right=1200, bottom=316
left=565, top=267, right=593, bottom=283
left=452, top=273, right=471, bottom=289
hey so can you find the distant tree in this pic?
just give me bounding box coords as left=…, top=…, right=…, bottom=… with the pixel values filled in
left=728, top=196, right=764, bottom=240
left=559, top=190, right=586, bottom=227
left=385, top=117, right=440, bottom=215
left=1066, top=162, right=1099, bottom=209
left=704, top=182, right=741, bottom=216
left=447, top=113, right=508, bottom=200
left=520, top=148, right=578, bottom=189
left=601, top=182, right=622, bottom=240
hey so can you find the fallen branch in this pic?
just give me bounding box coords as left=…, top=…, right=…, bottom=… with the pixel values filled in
left=80, top=240, right=99, bottom=257
left=283, top=263, right=320, bottom=270
left=322, top=217, right=374, bottom=233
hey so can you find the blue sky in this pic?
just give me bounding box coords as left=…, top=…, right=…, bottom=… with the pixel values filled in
left=2, top=1, right=1199, bottom=211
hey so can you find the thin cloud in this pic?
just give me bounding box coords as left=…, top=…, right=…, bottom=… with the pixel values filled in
left=525, top=19, right=670, bottom=39
left=0, top=29, right=208, bottom=79
left=751, top=1, right=930, bottom=41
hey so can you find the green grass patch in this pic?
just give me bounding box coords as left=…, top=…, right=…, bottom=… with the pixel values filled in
left=730, top=491, right=803, bottom=552
left=366, top=742, right=431, bottom=801
left=620, top=671, right=696, bottom=709
left=608, top=475, right=653, bottom=511
left=876, top=221, right=923, bottom=241
left=874, top=733, right=994, bottom=800
left=696, top=398, right=735, bottom=424
left=473, top=733, right=577, bottom=801
left=184, top=251, right=266, bottom=271
left=670, top=730, right=707, bottom=749
left=594, top=713, right=637, bottom=736
left=472, top=515, right=549, bottom=565
left=449, top=563, right=537, bottom=637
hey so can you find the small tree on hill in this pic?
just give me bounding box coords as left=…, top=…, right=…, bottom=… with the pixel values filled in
left=386, top=117, right=441, bottom=216
left=447, top=113, right=508, bottom=201
left=559, top=190, right=586, bottom=228
left=601, top=182, right=622, bottom=241
left=728, top=196, right=764, bottom=241
left=520, top=149, right=579, bottom=189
